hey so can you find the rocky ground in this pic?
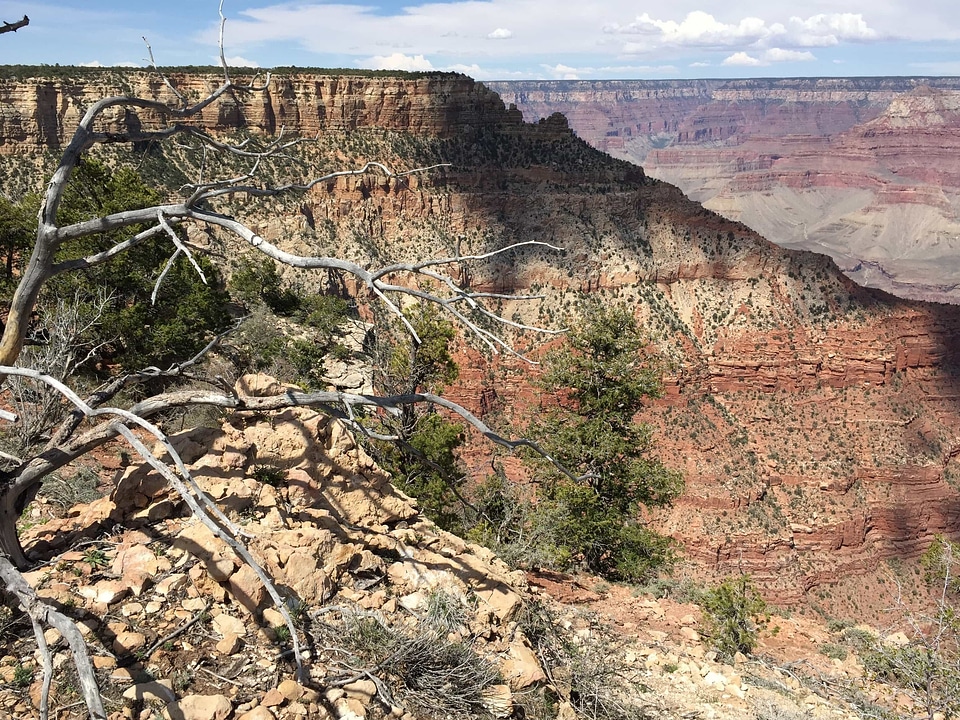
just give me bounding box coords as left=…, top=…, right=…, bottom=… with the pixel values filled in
left=0, top=376, right=930, bottom=720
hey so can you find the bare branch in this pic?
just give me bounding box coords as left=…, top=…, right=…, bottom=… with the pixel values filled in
left=0, top=556, right=106, bottom=720
left=0, top=15, right=28, bottom=35
left=0, top=366, right=307, bottom=679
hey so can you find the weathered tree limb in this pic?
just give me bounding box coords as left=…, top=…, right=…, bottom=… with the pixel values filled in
left=0, top=555, right=106, bottom=719
left=0, top=16, right=28, bottom=35
left=0, top=8, right=569, bottom=717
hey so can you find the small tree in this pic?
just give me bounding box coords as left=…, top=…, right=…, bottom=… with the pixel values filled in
left=527, top=302, right=683, bottom=580
left=700, top=575, right=767, bottom=661
left=369, top=304, right=467, bottom=532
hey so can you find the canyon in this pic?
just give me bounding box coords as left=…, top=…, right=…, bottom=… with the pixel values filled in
left=3, top=68, right=960, bottom=613
left=488, top=78, right=960, bottom=303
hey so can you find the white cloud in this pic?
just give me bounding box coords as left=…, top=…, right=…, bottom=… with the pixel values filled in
left=722, top=51, right=764, bottom=66
left=763, top=48, right=816, bottom=62
left=606, top=11, right=775, bottom=47
left=447, top=63, right=485, bottom=75
left=689, top=61, right=711, bottom=67
left=224, top=55, right=260, bottom=68
left=79, top=60, right=141, bottom=68
left=723, top=47, right=817, bottom=66
left=608, top=10, right=880, bottom=56
left=361, top=52, right=434, bottom=71
left=185, top=1, right=909, bottom=79
left=786, top=13, right=878, bottom=47
left=537, top=61, right=678, bottom=79
left=543, top=63, right=581, bottom=79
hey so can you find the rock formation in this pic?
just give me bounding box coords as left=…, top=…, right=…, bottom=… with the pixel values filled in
left=488, top=78, right=960, bottom=303
left=2, top=68, right=960, bottom=610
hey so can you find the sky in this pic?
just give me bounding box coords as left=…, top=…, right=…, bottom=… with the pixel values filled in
left=0, top=0, right=957, bottom=80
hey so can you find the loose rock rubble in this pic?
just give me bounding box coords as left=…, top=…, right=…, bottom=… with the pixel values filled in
left=0, top=375, right=917, bottom=719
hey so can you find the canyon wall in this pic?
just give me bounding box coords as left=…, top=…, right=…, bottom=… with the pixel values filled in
left=488, top=78, right=960, bottom=304
left=4, top=69, right=960, bottom=609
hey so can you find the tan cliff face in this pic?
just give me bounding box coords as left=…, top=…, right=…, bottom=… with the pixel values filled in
left=0, top=70, right=515, bottom=152
left=4, top=68, right=960, bottom=611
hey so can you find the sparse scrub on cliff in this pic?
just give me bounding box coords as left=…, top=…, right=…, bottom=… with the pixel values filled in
left=857, top=537, right=960, bottom=719
left=514, top=599, right=655, bottom=720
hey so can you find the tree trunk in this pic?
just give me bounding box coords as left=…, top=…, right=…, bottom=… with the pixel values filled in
left=0, top=475, right=38, bottom=568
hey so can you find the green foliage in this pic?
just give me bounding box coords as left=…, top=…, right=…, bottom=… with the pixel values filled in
left=31, top=158, right=232, bottom=371
left=820, top=642, right=848, bottom=661
left=862, top=642, right=960, bottom=718
left=468, top=471, right=582, bottom=572
left=700, top=575, right=767, bottom=661
left=251, top=464, right=288, bottom=488
left=228, top=258, right=352, bottom=387
left=527, top=302, right=683, bottom=581
left=12, top=664, right=33, bottom=688
left=230, top=257, right=300, bottom=314
left=230, top=307, right=287, bottom=371
left=0, top=193, right=38, bottom=288
left=82, top=547, right=109, bottom=569
left=273, top=624, right=292, bottom=643
left=392, top=413, right=465, bottom=532
left=299, top=294, right=351, bottom=335
left=39, top=467, right=101, bottom=510
left=385, top=303, right=459, bottom=394
left=922, top=535, right=960, bottom=593
left=370, top=304, right=466, bottom=533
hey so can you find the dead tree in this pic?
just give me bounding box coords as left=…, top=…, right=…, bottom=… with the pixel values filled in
left=0, top=8, right=565, bottom=719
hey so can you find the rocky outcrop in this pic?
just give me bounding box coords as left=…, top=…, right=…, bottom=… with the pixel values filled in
left=13, top=376, right=540, bottom=719
left=0, top=70, right=513, bottom=152
left=1, top=377, right=911, bottom=720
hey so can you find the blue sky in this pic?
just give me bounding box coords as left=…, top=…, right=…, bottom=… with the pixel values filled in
left=0, top=0, right=958, bottom=80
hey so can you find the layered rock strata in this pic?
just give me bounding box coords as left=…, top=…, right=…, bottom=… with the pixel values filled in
left=3, top=69, right=960, bottom=606
left=488, top=78, right=960, bottom=302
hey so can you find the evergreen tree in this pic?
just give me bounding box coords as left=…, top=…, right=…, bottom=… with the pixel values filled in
left=531, top=302, right=683, bottom=580
left=372, top=304, right=466, bottom=532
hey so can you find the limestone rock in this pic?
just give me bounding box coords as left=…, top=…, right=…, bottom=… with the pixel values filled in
left=500, top=641, right=546, bottom=690
left=163, top=694, right=232, bottom=720
left=122, top=679, right=175, bottom=704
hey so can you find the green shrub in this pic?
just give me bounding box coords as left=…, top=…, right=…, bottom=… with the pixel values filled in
left=40, top=158, right=232, bottom=371
left=820, top=642, right=848, bottom=661
left=229, top=257, right=302, bottom=315
left=700, top=575, right=767, bottom=661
